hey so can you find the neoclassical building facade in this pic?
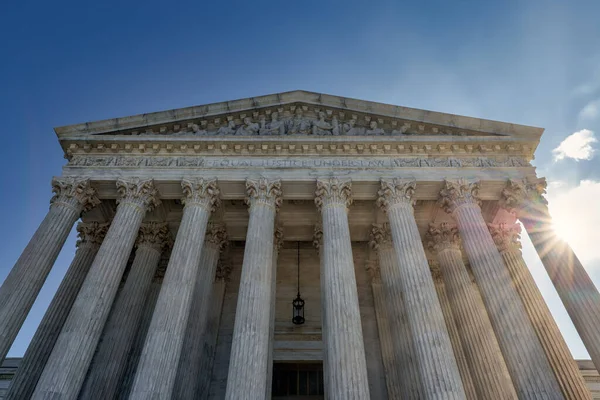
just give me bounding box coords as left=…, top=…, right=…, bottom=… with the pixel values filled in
left=0, top=91, right=599, bottom=399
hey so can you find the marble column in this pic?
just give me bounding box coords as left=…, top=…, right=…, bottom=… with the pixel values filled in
left=369, top=224, right=422, bottom=399
left=225, top=177, right=282, bottom=400
left=365, top=260, right=403, bottom=400
left=79, top=222, right=171, bottom=400
left=0, top=177, right=99, bottom=362
left=377, top=178, right=465, bottom=399
left=312, top=225, right=329, bottom=393
left=426, top=222, right=517, bottom=399
left=196, top=260, right=232, bottom=400
left=173, top=223, right=228, bottom=400
left=266, top=227, right=284, bottom=400
left=130, top=178, right=220, bottom=400
left=430, top=267, right=478, bottom=400
left=315, top=177, right=370, bottom=400
left=439, top=178, right=563, bottom=399
left=503, top=178, right=600, bottom=373
left=5, top=222, right=108, bottom=400
left=489, top=221, right=591, bottom=400
left=118, top=263, right=165, bottom=399
left=32, top=178, right=160, bottom=400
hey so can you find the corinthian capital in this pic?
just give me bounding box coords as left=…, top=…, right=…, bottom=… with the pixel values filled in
left=181, top=178, right=220, bottom=212
left=501, top=178, right=548, bottom=216
left=76, top=221, right=109, bottom=248
left=274, top=226, right=284, bottom=253
left=369, top=223, right=393, bottom=251
left=116, top=178, right=161, bottom=212
left=215, top=259, right=233, bottom=282
left=438, top=178, right=481, bottom=214
left=312, top=224, right=323, bottom=251
left=205, top=223, right=228, bottom=251
left=51, top=177, right=100, bottom=213
left=136, top=222, right=172, bottom=252
left=365, top=260, right=381, bottom=284
left=245, top=177, right=283, bottom=211
left=314, top=177, right=352, bottom=211
left=488, top=222, right=522, bottom=254
left=376, top=179, right=416, bottom=212
left=426, top=222, right=461, bottom=253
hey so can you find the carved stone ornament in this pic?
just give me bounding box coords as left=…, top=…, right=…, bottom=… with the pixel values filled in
left=376, top=178, right=416, bottom=212
left=428, top=259, right=443, bottom=283
left=274, top=226, right=284, bottom=252
left=51, top=177, right=100, bottom=213
left=245, top=177, right=283, bottom=210
left=369, top=223, right=393, bottom=251
left=205, top=223, right=228, bottom=251
left=438, top=178, right=481, bottom=214
left=314, top=177, right=353, bottom=211
left=181, top=178, right=221, bottom=212
left=488, top=222, right=522, bottom=254
left=215, top=259, right=233, bottom=282
left=426, top=222, right=461, bottom=254
left=76, top=221, right=109, bottom=248
left=116, top=178, right=161, bottom=212
left=312, top=224, right=323, bottom=251
left=153, top=257, right=168, bottom=282
left=365, top=260, right=381, bottom=284
left=135, top=222, right=172, bottom=252
left=501, top=178, right=548, bottom=216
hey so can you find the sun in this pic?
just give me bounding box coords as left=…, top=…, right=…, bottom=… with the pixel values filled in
left=551, top=211, right=580, bottom=246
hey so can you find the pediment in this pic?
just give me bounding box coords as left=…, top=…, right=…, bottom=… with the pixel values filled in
left=54, top=90, right=543, bottom=142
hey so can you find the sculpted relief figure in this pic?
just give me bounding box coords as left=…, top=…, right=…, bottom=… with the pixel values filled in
left=342, top=119, right=361, bottom=135
left=312, top=112, right=335, bottom=136
left=259, top=112, right=285, bottom=135
left=288, top=108, right=312, bottom=134
left=236, top=117, right=260, bottom=136
left=366, top=121, right=385, bottom=135
left=217, top=120, right=236, bottom=135
left=391, top=122, right=411, bottom=135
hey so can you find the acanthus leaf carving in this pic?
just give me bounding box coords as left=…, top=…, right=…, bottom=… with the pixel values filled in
left=312, top=224, right=323, bottom=251
left=245, top=177, right=283, bottom=211
left=501, top=178, right=548, bottom=217
left=488, top=222, right=522, bottom=254
left=51, top=177, right=100, bottom=213
left=376, top=178, right=416, bottom=212
left=314, top=177, right=352, bottom=211
left=181, top=178, right=221, bottom=212
left=136, top=222, right=172, bottom=252
left=438, top=178, right=481, bottom=214
left=76, top=221, right=109, bottom=248
left=369, top=223, right=393, bottom=251
left=116, top=178, right=161, bottom=212
left=365, top=260, right=381, bottom=284
left=205, top=223, right=228, bottom=251
left=274, top=226, right=284, bottom=252
left=425, top=222, right=461, bottom=254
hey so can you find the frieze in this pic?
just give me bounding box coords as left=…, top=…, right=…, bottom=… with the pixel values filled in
left=67, top=155, right=531, bottom=169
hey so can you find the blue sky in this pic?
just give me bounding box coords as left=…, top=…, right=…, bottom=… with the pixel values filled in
left=1, top=0, right=600, bottom=358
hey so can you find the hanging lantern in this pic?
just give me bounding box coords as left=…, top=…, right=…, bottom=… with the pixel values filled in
left=292, top=241, right=305, bottom=325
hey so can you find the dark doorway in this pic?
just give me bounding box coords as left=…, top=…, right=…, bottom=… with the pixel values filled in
left=272, top=362, right=324, bottom=399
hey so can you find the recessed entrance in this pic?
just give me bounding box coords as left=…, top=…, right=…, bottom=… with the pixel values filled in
left=272, top=362, right=324, bottom=399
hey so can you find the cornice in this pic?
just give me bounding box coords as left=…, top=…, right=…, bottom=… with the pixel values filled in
left=54, top=90, right=543, bottom=144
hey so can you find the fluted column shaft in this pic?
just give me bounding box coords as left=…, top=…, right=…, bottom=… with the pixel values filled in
left=225, top=177, right=281, bottom=400
left=0, top=178, right=99, bottom=362
left=130, top=178, right=220, bottom=400
left=433, top=277, right=478, bottom=400
left=489, top=223, right=591, bottom=400
left=80, top=223, right=170, bottom=399
left=368, top=262, right=403, bottom=400
left=369, top=228, right=422, bottom=399
left=266, top=228, right=283, bottom=399
left=196, top=275, right=228, bottom=400
left=440, top=179, right=563, bottom=399
left=5, top=222, right=107, bottom=400
left=378, top=179, right=465, bottom=399
left=118, top=273, right=163, bottom=399
left=173, top=224, right=226, bottom=400
left=504, top=179, right=600, bottom=372
left=427, top=223, right=517, bottom=399
left=32, top=178, right=159, bottom=400
left=315, top=177, right=370, bottom=400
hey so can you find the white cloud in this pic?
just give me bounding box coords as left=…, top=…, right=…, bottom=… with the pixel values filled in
left=552, top=129, right=597, bottom=161
left=578, top=99, right=600, bottom=121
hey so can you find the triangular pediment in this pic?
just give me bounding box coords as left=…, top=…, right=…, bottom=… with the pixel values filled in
left=54, top=90, right=543, bottom=143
